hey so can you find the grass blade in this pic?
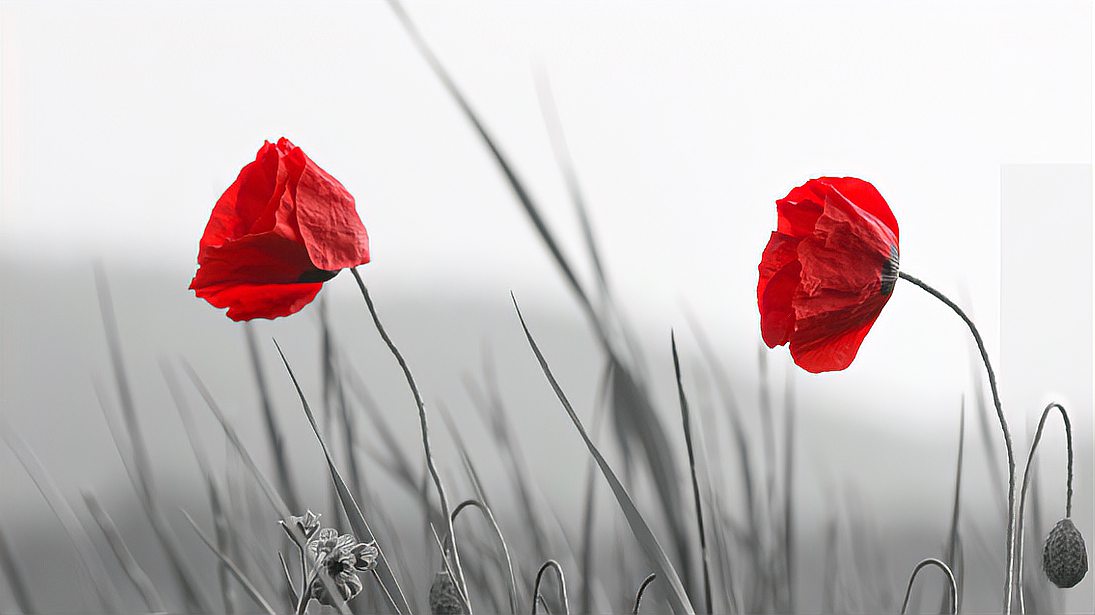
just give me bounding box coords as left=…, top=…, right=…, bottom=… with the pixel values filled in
left=82, top=491, right=166, bottom=613
left=512, top=296, right=695, bottom=615
left=162, top=361, right=236, bottom=614
left=182, top=360, right=291, bottom=517
left=670, top=333, right=712, bottom=614
left=942, top=398, right=965, bottom=613
left=578, top=359, right=613, bottom=615
left=95, top=267, right=211, bottom=612
left=0, top=517, right=35, bottom=614
left=272, top=339, right=412, bottom=615
left=2, top=427, right=124, bottom=612
left=243, top=322, right=302, bottom=513
left=182, top=510, right=276, bottom=615
left=383, top=1, right=690, bottom=583
left=782, top=368, right=795, bottom=612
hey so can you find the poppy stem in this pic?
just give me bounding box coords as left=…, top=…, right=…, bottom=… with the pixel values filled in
left=1014, top=403, right=1073, bottom=615
left=899, top=271, right=1017, bottom=614
left=349, top=267, right=470, bottom=611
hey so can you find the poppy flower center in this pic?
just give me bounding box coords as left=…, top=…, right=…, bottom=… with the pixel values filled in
left=298, top=268, right=340, bottom=283
left=881, top=245, right=900, bottom=295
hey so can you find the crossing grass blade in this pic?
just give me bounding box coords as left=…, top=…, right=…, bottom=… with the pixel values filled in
left=162, top=361, right=236, bottom=614
left=81, top=491, right=166, bottom=613
left=512, top=296, right=695, bottom=615
left=243, top=322, right=302, bottom=513
left=2, top=427, right=124, bottom=613
left=942, top=399, right=965, bottom=613
left=95, top=267, right=212, bottom=613
left=272, top=339, right=412, bottom=615
left=0, top=522, right=34, bottom=615
left=670, top=333, right=712, bottom=614
left=182, top=510, right=277, bottom=615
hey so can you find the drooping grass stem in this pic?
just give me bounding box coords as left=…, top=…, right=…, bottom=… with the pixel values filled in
left=900, top=558, right=957, bottom=615
left=447, top=499, right=519, bottom=615
left=631, top=573, right=657, bottom=615
left=531, top=560, right=569, bottom=615
left=350, top=267, right=468, bottom=610
left=899, top=271, right=1017, bottom=614
left=1014, top=402, right=1073, bottom=615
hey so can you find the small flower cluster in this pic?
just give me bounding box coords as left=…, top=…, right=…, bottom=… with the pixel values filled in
left=280, top=511, right=379, bottom=610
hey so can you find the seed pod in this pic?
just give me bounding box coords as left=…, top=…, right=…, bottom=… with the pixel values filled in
left=1043, top=518, right=1088, bottom=588
left=429, top=571, right=464, bottom=615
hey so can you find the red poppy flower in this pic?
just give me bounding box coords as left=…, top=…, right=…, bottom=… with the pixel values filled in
left=190, top=138, right=370, bottom=321
left=758, top=177, right=900, bottom=373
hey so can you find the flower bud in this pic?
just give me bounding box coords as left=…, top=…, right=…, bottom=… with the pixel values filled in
left=279, top=510, right=322, bottom=543
left=1043, top=518, right=1088, bottom=588
left=429, top=571, right=464, bottom=615
left=351, top=541, right=379, bottom=571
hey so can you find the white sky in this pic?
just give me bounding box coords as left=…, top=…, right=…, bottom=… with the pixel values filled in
left=3, top=0, right=1091, bottom=414
left=1, top=1, right=1091, bottom=426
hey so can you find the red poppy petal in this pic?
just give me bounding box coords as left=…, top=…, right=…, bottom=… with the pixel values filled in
left=775, top=183, right=824, bottom=238
left=788, top=311, right=880, bottom=373
left=760, top=260, right=801, bottom=348
left=292, top=153, right=370, bottom=271
left=758, top=232, right=803, bottom=348
left=758, top=232, right=800, bottom=298
left=190, top=232, right=329, bottom=320
left=199, top=141, right=281, bottom=248
left=191, top=233, right=318, bottom=288
left=817, top=177, right=899, bottom=243
left=793, top=206, right=891, bottom=313
left=193, top=281, right=323, bottom=322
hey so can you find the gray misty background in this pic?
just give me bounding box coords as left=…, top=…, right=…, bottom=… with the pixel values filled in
left=1, top=1, right=1092, bottom=613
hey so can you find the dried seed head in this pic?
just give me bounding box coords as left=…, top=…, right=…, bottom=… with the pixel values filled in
left=1043, top=518, right=1088, bottom=588
left=429, top=571, right=464, bottom=615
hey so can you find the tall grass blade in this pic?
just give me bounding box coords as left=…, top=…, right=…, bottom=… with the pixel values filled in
left=465, top=363, right=550, bottom=559
left=243, top=322, right=302, bottom=513
left=683, top=313, right=761, bottom=587
left=82, top=491, right=166, bottom=613
left=182, top=360, right=291, bottom=516
left=271, top=339, right=412, bottom=615
left=0, top=519, right=35, bottom=614
left=782, top=368, right=795, bottom=612
left=942, top=399, right=965, bottom=613
left=512, top=296, right=695, bottom=615
left=2, top=427, right=124, bottom=612
left=162, top=361, right=236, bottom=614
left=578, top=359, right=613, bottom=615
left=95, top=267, right=211, bottom=612
left=382, top=5, right=687, bottom=567
left=182, top=510, right=277, bottom=615
left=531, top=68, right=610, bottom=303
left=342, top=355, right=419, bottom=492
left=670, top=333, right=712, bottom=614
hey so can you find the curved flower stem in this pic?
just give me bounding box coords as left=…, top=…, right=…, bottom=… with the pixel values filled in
left=1015, top=402, right=1073, bottom=615
left=350, top=267, right=468, bottom=608
left=447, top=499, right=519, bottom=615
left=531, top=560, right=569, bottom=615
left=900, top=558, right=958, bottom=615
left=632, top=573, right=657, bottom=615
left=899, top=271, right=1017, bottom=613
